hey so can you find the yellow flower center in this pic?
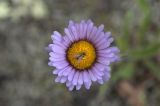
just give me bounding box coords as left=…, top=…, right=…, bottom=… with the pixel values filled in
left=67, top=40, right=96, bottom=70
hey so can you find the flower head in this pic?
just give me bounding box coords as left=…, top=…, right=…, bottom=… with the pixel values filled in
left=48, top=20, right=120, bottom=91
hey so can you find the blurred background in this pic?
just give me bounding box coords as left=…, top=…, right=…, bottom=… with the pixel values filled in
left=0, top=0, right=160, bottom=106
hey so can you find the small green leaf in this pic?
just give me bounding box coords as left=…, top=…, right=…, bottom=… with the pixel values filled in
left=129, top=43, right=160, bottom=60
left=144, top=61, right=160, bottom=80
left=112, top=63, right=135, bottom=82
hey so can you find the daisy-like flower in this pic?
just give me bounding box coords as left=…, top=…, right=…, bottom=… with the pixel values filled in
left=48, top=20, right=120, bottom=91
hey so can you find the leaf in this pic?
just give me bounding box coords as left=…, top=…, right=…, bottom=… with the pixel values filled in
left=144, top=61, right=160, bottom=80
left=111, top=63, right=135, bottom=82
left=116, top=11, right=133, bottom=51
left=136, top=0, right=151, bottom=44
left=129, top=43, right=160, bottom=60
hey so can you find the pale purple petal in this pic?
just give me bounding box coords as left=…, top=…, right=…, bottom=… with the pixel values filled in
left=88, top=27, right=97, bottom=41
left=97, top=57, right=110, bottom=66
left=52, top=61, right=69, bottom=69
left=68, top=69, right=75, bottom=81
left=84, top=80, right=91, bottom=90
left=58, top=67, right=68, bottom=76
left=72, top=71, right=79, bottom=85
left=88, top=70, right=97, bottom=82
left=97, top=79, right=104, bottom=84
left=54, top=41, right=67, bottom=49
left=68, top=20, right=74, bottom=28
left=60, top=76, right=67, bottom=83
left=94, top=63, right=105, bottom=72
left=49, top=52, right=65, bottom=59
left=86, top=22, right=94, bottom=39
left=62, top=67, right=72, bottom=76
left=81, top=22, right=87, bottom=38
left=90, top=24, right=104, bottom=41
left=63, top=35, right=71, bottom=47
left=51, top=31, right=62, bottom=41
left=103, top=70, right=111, bottom=81
left=75, top=23, right=80, bottom=40
left=83, top=71, right=90, bottom=83
left=94, top=68, right=104, bottom=76
left=78, top=22, right=83, bottom=39
left=64, top=28, right=74, bottom=42
left=53, top=69, right=60, bottom=75
left=92, top=67, right=104, bottom=77
left=97, top=38, right=114, bottom=50
left=49, top=57, right=65, bottom=62
left=66, top=81, right=72, bottom=87
left=76, top=84, right=82, bottom=90
left=92, top=69, right=102, bottom=80
left=68, top=84, right=74, bottom=91
left=92, top=32, right=105, bottom=44
left=71, top=26, right=79, bottom=41
left=51, top=45, right=65, bottom=54
left=78, top=72, right=83, bottom=85
left=55, top=76, right=61, bottom=83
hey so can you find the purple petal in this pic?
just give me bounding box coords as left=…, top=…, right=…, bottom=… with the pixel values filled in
left=78, top=72, right=83, bottom=85
left=88, top=70, right=97, bottom=81
left=68, top=84, right=74, bottom=91
left=78, top=22, right=83, bottom=39
left=47, top=44, right=54, bottom=52
left=66, top=81, right=72, bottom=87
left=54, top=41, right=67, bottom=49
left=86, top=20, right=93, bottom=25
left=71, top=26, right=79, bottom=41
left=63, top=35, right=71, bottom=47
left=49, top=57, right=65, bottom=62
left=90, top=24, right=104, bottom=41
left=97, top=79, right=104, bottom=84
left=55, top=76, right=61, bottom=83
left=97, top=49, right=112, bottom=54
left=62, top=67, right=72, bottom=76
left=81, top=22, right=87, bottom=39
left=92, top=67, right=103, bottom=77
left=64, top=28, right=74, bottom=42
left=97, top=57, right=110, bottom=66
left=68, top=69, right=75, bottom=81
left=68, top=20, right=74, bottom=28
left=53, top=69, right=60, bottom=75
left=84, top=80, right=91, bottom=89
left=72, top=71, right=79, bottom=85
left=94, top=67, right=104, bottom=76
left=58, top=67, right=68, bottom=76
left=83, top=71, right=90, bottom=83
left=92, top=32, right=105, bottom=44
left=52, top=61, right=69, bottom=69
left=76, top=84, right=82, bottom=90
left=108, top=47, right=120, bottom=53
left=97, top=38, right=114, bottom=50
left=103, top=70, right=111, bottom=81
left=75, top=23, right=80, bottom=40
left=49, top=52, right=65, bottom=59
left=51, top=45, right=65, bottom=54
left=92, top=69, right=102, bottom=80
left=88, top=27, right=97, bottom=41
left=94, top=63, right=105, bottom=72
left=94, top=62, right=106, bottom=68
left=51, top=31, right=62, bottom=41
left=105, top=32, right=111, bottom=38
left=60, top=76, right=67, bottom=83
left=86, top=22, right=94, bottom=39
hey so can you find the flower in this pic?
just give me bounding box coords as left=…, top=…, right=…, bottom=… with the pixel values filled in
left=48, top=20, right=120, bottom=91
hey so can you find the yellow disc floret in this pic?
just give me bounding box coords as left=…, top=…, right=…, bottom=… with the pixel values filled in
left=67, top=40, right=96, bottom=70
